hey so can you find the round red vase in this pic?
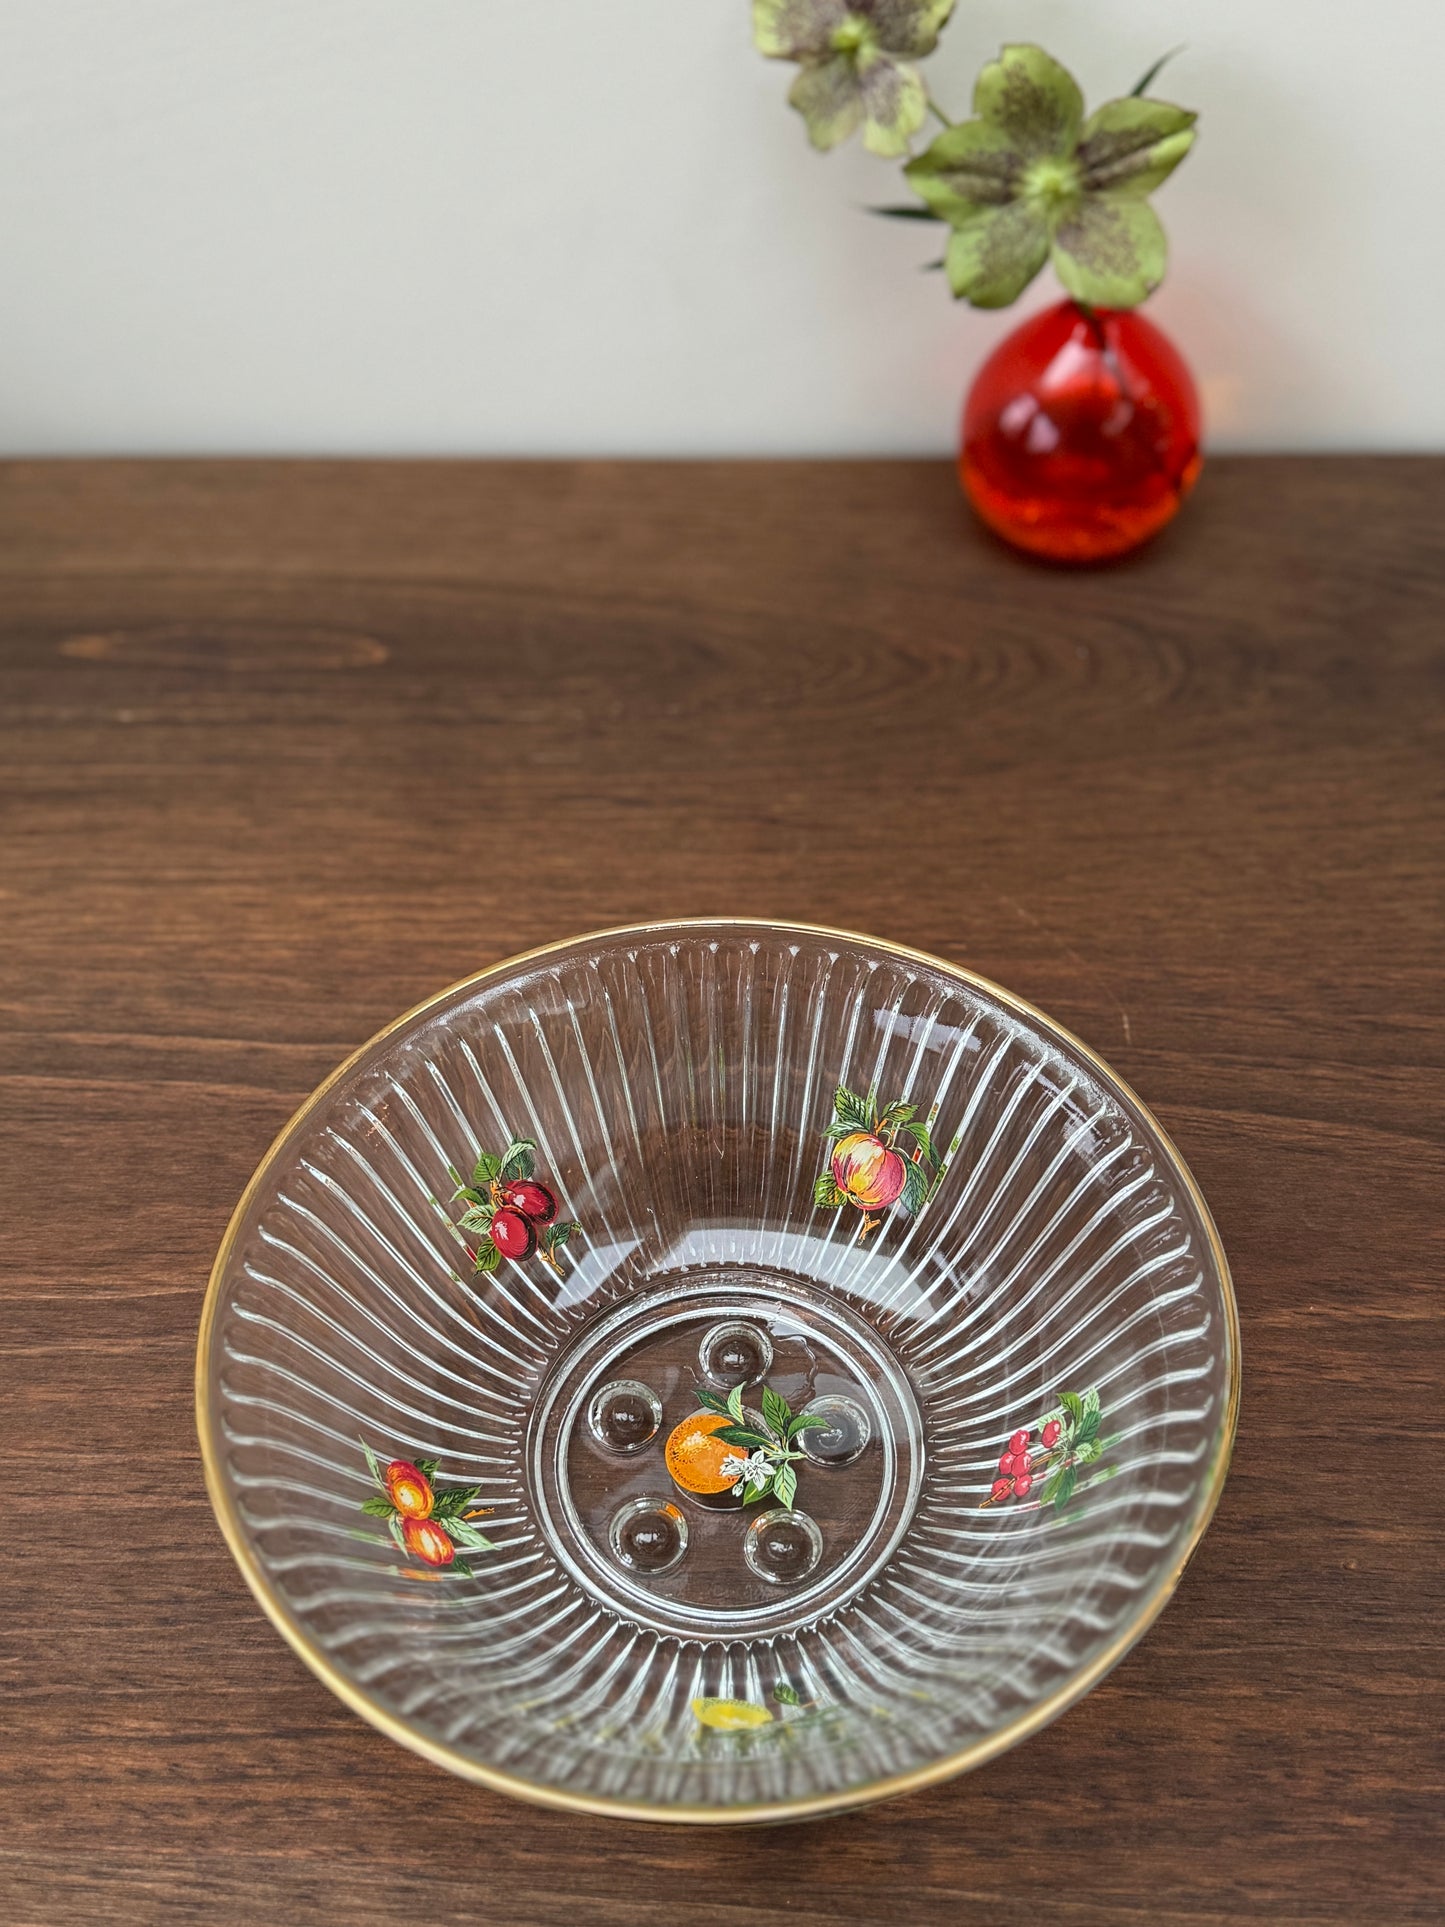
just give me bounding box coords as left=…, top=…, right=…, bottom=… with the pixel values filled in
left=960, top=298, right=1201, bottom=564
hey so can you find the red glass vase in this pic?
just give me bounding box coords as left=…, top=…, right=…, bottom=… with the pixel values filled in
left=960, top=298, right=1202, bottom=564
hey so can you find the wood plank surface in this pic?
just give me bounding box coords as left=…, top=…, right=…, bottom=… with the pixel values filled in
left=1, top=457, right=1441, bottom=1925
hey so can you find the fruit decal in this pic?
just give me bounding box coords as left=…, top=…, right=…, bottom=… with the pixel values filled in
left=814, top=1084, right=940, bottom=1237
left=359, top=1440, right=496, bottom=1576
left=447, top=1135, right=580, bottom=1275
left=675, top=1382, right=829, bottom=1509
left=980, top=1388, right=1120, bottom=1514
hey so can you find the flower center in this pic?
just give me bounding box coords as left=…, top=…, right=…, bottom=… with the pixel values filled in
left=830, top=16, right=876, bottom=62
left=1022, top=154, right=1083, bottom=216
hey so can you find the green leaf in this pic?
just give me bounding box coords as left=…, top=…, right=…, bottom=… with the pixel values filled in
left=446, top=1516, right=496, bottom=1553
left=1051, top=193, right=1166, bottom=309
left=1075, top=1411, right=1101, bottom=1446
left=832, top=1085, right=872, bottom=1130
left=788, top=1411, right=830, bottom=1437
left=879, top=1100, right=917, bottom=1125
left=431, top=1484, right=481, bottom=1519
left=823, top=1119, right=860, bottom=1142
left=693, top=1385, right=733, bottom=1418
left=470, top=1151, right=502, bottom=1187
left=774, top=1462, right=798, bottom=1511
left=774, top=1683, right=802, bottom=1706
left=944, top=204, right=1050, bottom=307
left=762, top=1386, right=792, bottom=1441
left=499, top=1138, right=536, bottom=1181
left=900, top=1156, right=931, bottom=1216
left=973, top=43, right=1083, bottom=157
left=868, top=203, right=946, bottom=222
left=714, top=1425, right=774, bottom=1452
left=1129, top=46, right=1183, bottom=100
left=902, top=1118, right=937, bottom=1163
left=415, top=1458, right=439, bottom=1482
left=387, top=1514, right=406, bottom=1552
left=814, top=1172, right=847, bottom=1209
left=546, top=1221, right=579, bottom=1254
left=1074, top=1439, right=1103, bottom=1464
left=452, top=1556, right=474, bottom=1578
left=456, top=1204, right=495, bottom=1234
left=1077, top=96, right=1196, bottom=198
left=360, top=1495, right=394, bottom=1518
left=1052, top=1463, right=1078, bottom=1512
left=1058, top=1390, right=1086, bottom=1429
left=472, top=1239, right=501, bottom=1274
left=360, top=1439, right=384, bottom=1488
left=726, top=1383, right=745, bottom=1426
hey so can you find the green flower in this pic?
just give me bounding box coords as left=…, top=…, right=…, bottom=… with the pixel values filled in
left=753, top=0, right=956, bottom=157
left=903, top=44, right=1196, bottom=308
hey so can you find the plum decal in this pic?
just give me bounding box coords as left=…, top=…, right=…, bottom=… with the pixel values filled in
left=447, top=1136, right=580, bottom=1275
left=359, top=1441, right=496, bottom=1577
left=813, top=1084, right=939, bottom=1237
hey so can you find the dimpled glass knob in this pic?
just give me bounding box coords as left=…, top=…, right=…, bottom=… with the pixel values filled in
left=698, top=1320, right=773, bottom=1389
left=744, top=1508, right=823, bottom=1586
left=796, top=1393, right=871, bottom=1468
left=609, top=1496, right=688, bottom=1575
left=587, top=1378, right=662, bottom=1453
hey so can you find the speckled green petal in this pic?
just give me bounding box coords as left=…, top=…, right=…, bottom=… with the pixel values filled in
left=857, top=53, right=928, bottom=156
left=753, top=0, right=848, bottom=61
left=944, top=203, right=1050, bottom=307
left=1077, top=97, right=1197, bottom=196
left=973, top=44, right=1083, bottom=158
left=788, top=55, right=867, bottom=150
left=860, top=0, right=957, bottom=58
left=1050, top=194, right=1166, bottom=308
left=904, top=119, right=1022, bottom=221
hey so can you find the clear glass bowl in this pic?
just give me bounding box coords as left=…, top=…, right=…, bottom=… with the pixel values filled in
left=197, top=921, right=1238, bottom=1822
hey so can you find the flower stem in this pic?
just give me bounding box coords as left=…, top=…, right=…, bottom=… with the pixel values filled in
left=926, top=95, right=952, bottom=129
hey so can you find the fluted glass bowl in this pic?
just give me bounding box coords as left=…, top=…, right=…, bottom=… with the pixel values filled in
left=197, top=921, right=1238, bottom=1822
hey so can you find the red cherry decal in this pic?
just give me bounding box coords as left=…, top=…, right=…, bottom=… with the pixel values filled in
left=490, top=1207, right=538, bottom=1260
left=1013, top=1472, right=1033, bottom=1499
left=1041, top=1419, right=1062, bottom=1447
left=1009, top=1429, right=1030, bottom=1455
left=998, top=1451, right=1017, bottom=1476
left=503, top=1179, right=558, bottom=1225
left=990, top=1478, right=1013, bottom=1503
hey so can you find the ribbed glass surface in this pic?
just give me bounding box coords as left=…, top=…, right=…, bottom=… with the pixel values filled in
left=199, top=922, right=1236, bottom=1820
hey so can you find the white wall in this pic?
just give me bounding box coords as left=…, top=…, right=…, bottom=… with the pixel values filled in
left=1, top=0, right=1441, bottom=456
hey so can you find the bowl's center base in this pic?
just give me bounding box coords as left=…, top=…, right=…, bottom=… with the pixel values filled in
left=527, top=1268, right=924, bottom=1638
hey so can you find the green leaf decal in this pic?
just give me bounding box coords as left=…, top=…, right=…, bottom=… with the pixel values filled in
left=360, top=1495, right=394, bottom=1517
left=774, top=1462, right=798, bottom=1511
left=726, top=1383, right=746, bottom=1426
left=693, top=1385, right=734, bottom=1418
left=472, top=1239, right=501, bottom=1274
left=762, top=1386, right=792, bottom=1441
left=499, top=1138, right=536, bottom=1181
left=456, top=1204, right=495, bottom=1234
left=1052, top=1463, right=1078, bottom=1512
left=900, top=1157, right=931, bottom=1216
left=713, top=1425, right=775, bottom=1452
left=788, top=1411, right=830, bottom=1437
left=471, top=1151, right=502, bottom=1187
left=832, top=1085, right=872, bottom=1131
left=387, top=1514, right=406, bottom=1552
left=814, top=1173, right=847, bottom=1209
left=774, top=1683, right=802, bottom=1706
left=360, top=1439, right=384, bottom=1489
left=415, top=1458, right=439, bottom=1482
left=1058, top=1390, right=1086, bottom=1429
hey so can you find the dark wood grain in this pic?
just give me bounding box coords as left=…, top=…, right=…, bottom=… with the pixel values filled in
left=2, top=457, right=1441, bottom=1926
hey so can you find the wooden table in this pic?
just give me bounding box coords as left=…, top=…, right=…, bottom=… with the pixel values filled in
left=3, top=459, right=1441, bottom=1925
